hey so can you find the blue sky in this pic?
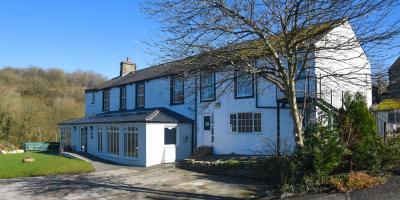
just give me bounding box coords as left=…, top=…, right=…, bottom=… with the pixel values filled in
left=0, top=0, right=161, bottom=78
left=0, top=1, right=399, bottom=78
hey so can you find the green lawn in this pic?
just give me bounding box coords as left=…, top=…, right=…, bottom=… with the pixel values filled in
left=0, top=152, right=94, bottom=179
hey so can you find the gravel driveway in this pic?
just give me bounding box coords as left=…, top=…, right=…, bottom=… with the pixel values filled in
left=0, top=164, right=266, bottom=200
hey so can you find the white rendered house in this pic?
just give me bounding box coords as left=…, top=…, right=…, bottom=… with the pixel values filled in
left=59, top=22, right=372, bottom=167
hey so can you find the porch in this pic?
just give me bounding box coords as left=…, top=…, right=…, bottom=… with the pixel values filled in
left=59, top=107, right=194, bottom=167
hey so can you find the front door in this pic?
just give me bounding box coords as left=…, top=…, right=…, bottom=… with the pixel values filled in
left=80, top=127, right=88, bottom=152
left=163, top=127, right=177, bottom=163
left=203, top=114, right=214, bottom=146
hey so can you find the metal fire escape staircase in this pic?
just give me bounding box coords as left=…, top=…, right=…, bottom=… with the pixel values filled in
left=276, top=74, right=340, bottom=126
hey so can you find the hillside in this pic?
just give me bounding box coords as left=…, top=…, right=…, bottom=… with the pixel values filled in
left=0, top=67, right=106, bottom=145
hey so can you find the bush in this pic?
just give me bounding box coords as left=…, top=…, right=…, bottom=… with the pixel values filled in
left=328, top=172, right=386, bottom=192
left=381, top=136, right=400, bottom=169
left=296, top=123, right=345, bottom=180
left=337, top=92, right=382, bottom=171
left=225, top=159, right=241, bottom=168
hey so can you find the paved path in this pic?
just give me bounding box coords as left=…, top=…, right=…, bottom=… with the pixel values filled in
left=0, top=165, right=266, bottom=200
left=63, top=152, right=144, bottom=172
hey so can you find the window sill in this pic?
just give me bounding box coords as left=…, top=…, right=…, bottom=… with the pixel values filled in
left=230, top=132, right=263, bottom=135
left=200, top=98, right=216, bottom=102
left=122, top=156, right=139, bottom=161
left=170, top=102, right=185, bottom=106
left=105, top=153, right=120, bottom=158
left=234, top=95, right=254, bottom=99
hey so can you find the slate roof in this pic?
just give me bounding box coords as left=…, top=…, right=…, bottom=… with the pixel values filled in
left=389, top=57, right=400, bottom=71
left=86, top=60, right=185, bottom=91
left=58, top=107, right=193, bottom=125
left=87, top=20, right=344, bottom=92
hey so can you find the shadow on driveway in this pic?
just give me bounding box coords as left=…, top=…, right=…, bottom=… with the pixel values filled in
left=3, top=175, right=244, bottom=200
left=0, top=166, right=267, bottom=200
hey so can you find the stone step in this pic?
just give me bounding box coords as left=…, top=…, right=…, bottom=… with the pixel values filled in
left=61, top=152, right=91, bottom=163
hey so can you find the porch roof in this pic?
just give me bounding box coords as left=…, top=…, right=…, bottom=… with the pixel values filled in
left=374, top=98, right=400, bottom=111
left=58, top=107, right=193, bottom=125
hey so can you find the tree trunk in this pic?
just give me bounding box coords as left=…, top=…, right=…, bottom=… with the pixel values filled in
left=287, top=79, right=304, bottom=147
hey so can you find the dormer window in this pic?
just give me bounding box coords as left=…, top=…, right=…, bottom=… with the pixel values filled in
left=200, top=72, right=216, bottom=102
left=120, top=86, right=127, bottom=110
left=136, top=82, right=145, bottom=108
left=235, top=71, right=254, bottom=98
left=102, top=90, right=110, bottom=112
left=171, top=76, right=184, bottom=105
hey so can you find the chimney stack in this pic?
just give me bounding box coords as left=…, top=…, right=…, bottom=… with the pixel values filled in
left=120, top=57, right=136, bottom=76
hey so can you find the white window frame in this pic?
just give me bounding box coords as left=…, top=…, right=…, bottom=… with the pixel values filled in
left=91, top=92, right=95, bottom=104
left=200, top=73, right=215, bottom=101
left=171, top=76, right=184, bottom=104
left=235, top=71, right=253, bottom=98
left=61, top=127, right=72, bottom=147
left=97, top=127, right=103, bottom=153
left=229, top=112, right=262, bottom=133
left=107, top=126, right=120, bottom=156
left=136, top=82, right=145, bottom=108
left=124, top=126, right=139, bottom=159
left=103, top=90, right=110, bottom=111
left=120, top=86, right=127, bottom=110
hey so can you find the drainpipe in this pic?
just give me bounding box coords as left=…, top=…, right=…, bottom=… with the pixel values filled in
left=277, top=103, right=281, bottom=157
left=193, top=76, right=198, bottom=154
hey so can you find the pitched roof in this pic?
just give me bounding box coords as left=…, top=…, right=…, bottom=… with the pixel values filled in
left=58, top=107, right=193, bottom=125
left=86, top=59, right=188, bottom=91
left=87, top=20, right=344, bottom=92
left=389, top=57, right=400, bottom=71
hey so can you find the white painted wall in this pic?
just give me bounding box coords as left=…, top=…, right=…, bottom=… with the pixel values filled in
left=80, top=22, right=371, bottom=157
left=197, top=72, right=296, bottom=155
left=65, top=123, right=147, bottom=166
left=126, top=84, right=135, bottom=110
left=85, top=91, right=102, bottom=116
left=144, top=77, right=196, bottom=119
left=109, top=87, right=120, bottom=111
left=315, top=22, right=372, bottom=108
left=85, top=77, right=196, bottom=119
left=64, top=122, right=192, bottom=167
left=145, top=123, right=192, bottom=167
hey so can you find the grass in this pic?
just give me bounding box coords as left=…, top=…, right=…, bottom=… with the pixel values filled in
left=0, top=152, right=94, bottom=179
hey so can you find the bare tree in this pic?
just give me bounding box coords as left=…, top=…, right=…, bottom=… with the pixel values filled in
left=143, top=0, right=400, bottom=147
left=371, top=63, right=389, bottom=103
